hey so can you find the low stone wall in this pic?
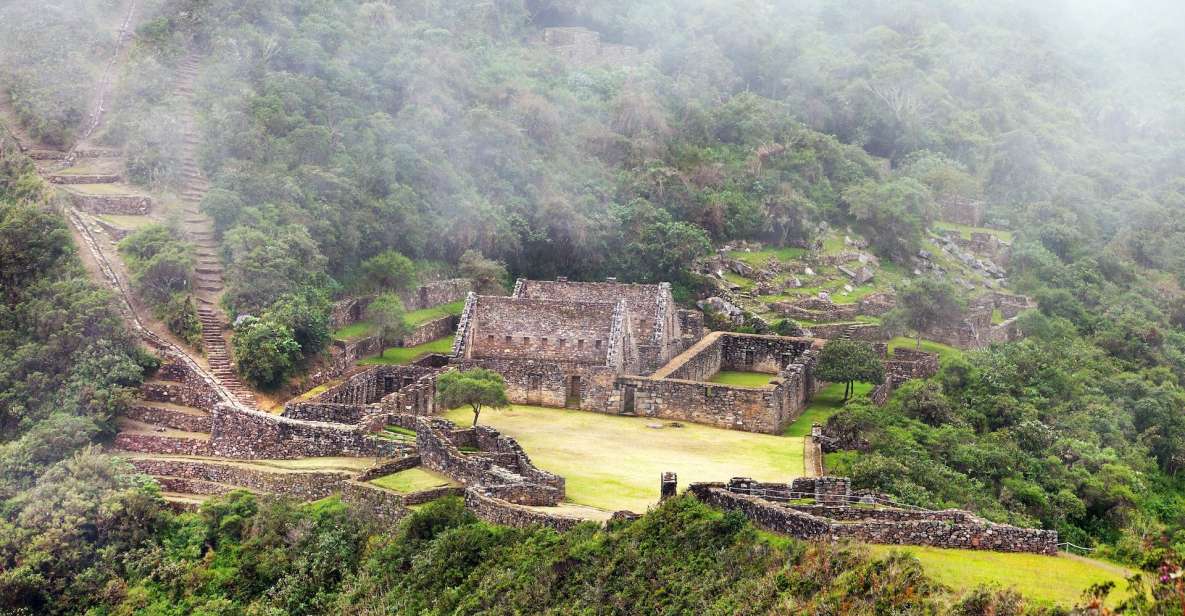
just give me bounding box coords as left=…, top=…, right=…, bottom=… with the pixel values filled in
left=211, top=406, right=413, bottom=460
left=155, top=476, right=232, bottom=496
left=399, top=315, right=457, bottom=348
left=49, top=173, right=120, bottom=184
left=403, top=485, right=466, bottom=505
left=355, top=455, right=422, bottom=482
left=340, top=481, right=411, bottom=523
left=773, top=298, right=859, bottom=322
left=807, top=322, right=885, bottom=341
left=330, top=335, right=384, bottom=367
left=281, top=401, right=368, bottom=424
left=65, top=191, right=152, bottom=215
left=464, top=488, right=582, bottom=532
left=93, top=216, right=133, bottom=240
left=148, top=357, right=224, bottom=411
left=113, top=433, right=212, bottom=456
left=124, top=403, right=212, bottom=433
left=416, top=416, right=564, bottom=506
left=689, top=484, right=1057, bottom=554
left=127, top=457, right=349, bottom=500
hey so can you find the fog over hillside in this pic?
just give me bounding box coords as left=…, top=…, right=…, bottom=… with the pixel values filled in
left=2, top=1, right=1185, bottom=613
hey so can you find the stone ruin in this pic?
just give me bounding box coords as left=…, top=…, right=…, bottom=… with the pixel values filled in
left=538, top=26, right=642, bottom=68
left=686, top=476, right=1058, bottom=554
left=922, top=291, right=1034, bottom=350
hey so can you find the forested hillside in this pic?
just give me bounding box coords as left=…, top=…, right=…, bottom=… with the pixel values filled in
left=3, top=0, right=1185, bottom=613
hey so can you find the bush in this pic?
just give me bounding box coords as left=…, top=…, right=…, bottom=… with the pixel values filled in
left=232, top=317, right=301, bottom=389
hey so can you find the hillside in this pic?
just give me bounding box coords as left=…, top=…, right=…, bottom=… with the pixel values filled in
left=2, top=0, right=1185, bottom=614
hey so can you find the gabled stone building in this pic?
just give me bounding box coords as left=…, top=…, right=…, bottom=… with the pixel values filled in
left=512, top=278, right=687, bottom=373
left=451, top=291, right=639, bottom=411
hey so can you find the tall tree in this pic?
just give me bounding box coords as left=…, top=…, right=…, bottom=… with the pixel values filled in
left=359, top=250, right=418, bottom=294
left=365, top=293, right=411, bottom=349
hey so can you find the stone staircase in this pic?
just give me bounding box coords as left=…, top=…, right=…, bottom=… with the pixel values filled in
left=173, top=53, right=256, bottom=408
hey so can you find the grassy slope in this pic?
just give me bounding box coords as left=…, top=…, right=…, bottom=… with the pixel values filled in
left=332, top=300, right=464, bottom=341
left=887, top=336, right=964, bottom=363
left=868, top=545, right=1134, bottom=608
left=371, top=467, right=458, bottom=493
left=359, top=335, right=455, bottom=365
left=783, top=382, right=874, bottom=437
left=441, top=404, right=804, bottom=512
left=708, top=371, right=775, bottom=387
left=933, top=221, right=1014, bottom=243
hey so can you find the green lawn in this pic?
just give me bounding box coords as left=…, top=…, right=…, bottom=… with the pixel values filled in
left=405, top=300, right=465, bottom=326
left=370, top=467, right=458, bottom=493
left=97, top=214, right=153, bottom=229
left=725, top=247, right=806, bottom=267
left=783, top=382, right=873, bottom=437
left=868, top=545, right=1134, bottom=608
left=992, top=308, right=1005, bottom=324
left=359, top=335, right=454, bottom=365
left=887, top=336, right=964, bottom=363
left=709, top=371, right=775, bottom=387
left=441, top=404, right=804, bottom=512
left=61, top=183, right=142, bottom=196
left=333, top=321, right=377, bottom=341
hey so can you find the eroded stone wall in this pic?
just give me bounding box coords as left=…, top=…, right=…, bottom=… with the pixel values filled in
left=211, top=406, right=412, bottom=460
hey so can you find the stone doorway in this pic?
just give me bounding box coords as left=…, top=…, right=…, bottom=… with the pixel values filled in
left=622, top=384, right=636, bottom=414
left=565, top=375, right=582, bottom=408
left=527, top=374, right=543, bottom=405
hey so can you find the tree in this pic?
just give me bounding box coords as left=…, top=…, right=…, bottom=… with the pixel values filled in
left=459, top=249, right=508, bottom=295
left=263, top=292, right=331, bottom=358
left=360, top=249, right=417, bottom=294
left=365, top=293, right=411, bottom=348
left=814, top=339, right=884, bottom=401
left=232, top=317, right=301, bottom=389
left=436, top=368, right=509, bottom=426
left=885, top=278, right=965, bottom=350
left=842, top=178, right=936, bottom=262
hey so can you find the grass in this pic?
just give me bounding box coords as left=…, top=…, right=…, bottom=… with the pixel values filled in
left=868, top=545, right=1134, bottom=608
left=441, top=404, right=804, bottom=512
left=97, top=214, right=153, bottom=229
left=725, top=247, right=807, bottom=267
left=722, top=272, right=755, bottom=290
left=405, top=300, right=465, bottom=326
left=992, top=308, right=1005, bottom=324
left=61, top=183, right=141, bottom=196
left=359, top=335, right=454, bottom=366
left=333, top=301, right=463, bottom=341
left=333, top=321, right=377, bottom=341
left=783, top=382, right=874, bottom=437
left=933, top=221, right=1014, bottom=243
left=708, top=371, right=775, bottom=387
left=887, top=336, right=964, bottom=363
left=371, top=467, right=458, bottom=493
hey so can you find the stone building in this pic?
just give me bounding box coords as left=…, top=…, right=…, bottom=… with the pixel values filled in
left=451, top=290, right=639, bottom=411
left=512, top=277, right=689, bottom=373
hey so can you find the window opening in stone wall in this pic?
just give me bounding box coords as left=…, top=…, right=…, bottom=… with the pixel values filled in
left=523, top=336, right=530, bottom=343
left=505, top=335, right=512, bottom=344
left=542, top=337, right=549, bottom=346
left=595, top=339, right=602, bottom=349
left=578, top=339, right=584, bottom=349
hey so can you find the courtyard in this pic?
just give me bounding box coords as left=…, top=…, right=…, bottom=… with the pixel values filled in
left=441, top=404, right=805, bottom=512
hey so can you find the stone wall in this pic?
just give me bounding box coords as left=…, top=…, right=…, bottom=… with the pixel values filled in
left=416, top=416, right=564, bottom=506
left=124, top=403, right=212, bottom=433
left=340, top=481, right=411, bottom=523
left=464, top=488, right=582, bottom=532
left=399, top=314, right=457, bottom=348
left=65, top=191, right=152, bottom=215
left=806, top=322, right=885, bottom=341
left=402, top=278, right=473, bottom=311
left=464, top=296, right=619, bottom=364
left=938, top=196, right=984, bottom=227
left=113, top=433, right=212, bottom=456
left=689, top=484, right=1057, bottom=554
left=49, top=173, right=120, bottom=184
left=128, top=457, right=350, bottom=500
left=453, top=357, right=620, bottom=413
left=773, top=297, right=859, bottom=322
left=211, top=406, right=413, bottom=460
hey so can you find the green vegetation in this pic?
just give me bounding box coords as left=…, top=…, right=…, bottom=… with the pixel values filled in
left=442, top=404, right=803, bottom=512
left=436, top=368, right=509, bottom=427
left=359, top=336, right=455, bottom=366
left=370, top=468, right=457, bottom=494
left=867, top=545, right=1133, bottom=609
left=725, top=247, right=806, bottom=267
left=404, top=299, right=465, bottom=326
left=886, top=336, right=964, bottom=363
left=784, top=382, right=874, bottom=437
left=707, top=371, right=774, bottom=387
left=332, top=321, right=377, bottom=341
left=814, top=339, right=885, bottom=400
left=118, top=224, right=202, bottom=347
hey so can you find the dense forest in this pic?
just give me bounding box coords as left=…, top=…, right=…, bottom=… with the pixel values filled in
left=3, top=0, right=1185, bottom=612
